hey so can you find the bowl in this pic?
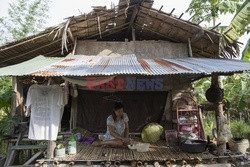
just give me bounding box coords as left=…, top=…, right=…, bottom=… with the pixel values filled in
left=136, top=143, right=150, bottom=152
left=128, top=144, right=137, bottom=150
left=181, top=140, right=207, bottom=153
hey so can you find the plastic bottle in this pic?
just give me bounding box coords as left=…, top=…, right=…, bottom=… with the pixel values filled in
left=68, top=135, right=77, bottom=155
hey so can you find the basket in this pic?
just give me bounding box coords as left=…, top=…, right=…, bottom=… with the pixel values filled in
left=228, top=138, right=249, bottom=154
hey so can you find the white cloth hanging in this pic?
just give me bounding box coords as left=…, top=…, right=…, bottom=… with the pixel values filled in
left=26, top=84, right=65, bottom=140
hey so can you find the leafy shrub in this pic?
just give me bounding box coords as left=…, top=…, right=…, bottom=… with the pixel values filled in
left=230, top=119, right=250, bottom=139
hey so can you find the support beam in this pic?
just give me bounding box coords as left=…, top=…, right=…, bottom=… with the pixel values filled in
left=188, top=14, right=195, bottom=22
left=178, top=13, right=184, bottom=19
left=23, top=151, right=43, bottom=165
left=126, top=5, right=139, bottom=38
left=4, top=132, right=23, bottom=167
left=198, top=19, right=204, bottom=25
left=188, top=38, right=193, bottom=57
left=158, top=5, right=163, bottom=11
left=47, top=141, right=56, bottom=159
left=11, top=77, right=17, bottom=116
left=134, top=23, right=180, bottom=42
left=70, top=97, right=78, bottom=130
left=211, top=74, right=227, bottom=163
left=169, top=8, right=175, bottom=15
left=16, top=77, right=23, bottom=117
left=132, top=27, right=136, bottom=41
left=210, top=23, right=221, bottom=31
left=0, top=39, right=62, bottom=64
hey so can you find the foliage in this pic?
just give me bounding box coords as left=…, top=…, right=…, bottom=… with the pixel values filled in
left=193, top=73, right=250, bottom=113
left=186, top=0, right=249, bottom=58
left=220, top=0, right=250, bottom=58
left=56, top=144, right=65, bottom=149
left=202, top=113, right=214, bottom=138
left=222, top=0, right=250, bottom=44
left=0, top=77, right=12, bottom=110
left=193, top=77, right=211, bottom=104
left=186, top=0, right=243, bottom=24
left=224, top=73, right=250, bottom=113
left=0, top=0, right=50, bottom=45
left=0, top=108, right=21, bottom=136
left=242, top=38, right=250, bottom=60
left=230, top=119, right=250, bottom=138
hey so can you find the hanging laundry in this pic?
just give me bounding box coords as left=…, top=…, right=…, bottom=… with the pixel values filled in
left=26, top=84, right=65, bottom=140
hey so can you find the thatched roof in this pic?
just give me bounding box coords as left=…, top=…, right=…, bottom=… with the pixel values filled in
left=0, top=0, right=221, bottom=67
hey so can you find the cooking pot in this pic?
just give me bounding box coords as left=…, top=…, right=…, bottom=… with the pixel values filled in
left=181, top=140, right=207, bottom=153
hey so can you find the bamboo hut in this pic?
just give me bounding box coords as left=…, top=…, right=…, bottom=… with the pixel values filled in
left=0, top=0, right=250, bottom=166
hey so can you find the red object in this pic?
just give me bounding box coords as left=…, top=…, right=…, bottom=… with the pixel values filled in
left=175, top=97, right=204, bottom=139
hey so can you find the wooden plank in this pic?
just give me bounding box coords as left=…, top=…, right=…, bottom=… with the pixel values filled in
left=11, top=145, right=47, bottom=150
left=4, top=132, right=23, bottom=167
left=23, top=151, right=43, bottom=165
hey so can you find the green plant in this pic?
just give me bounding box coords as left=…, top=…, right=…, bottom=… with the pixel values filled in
left=186, top=0, right=243, bottom=24
left=203, top=114, right=214, bottom=138
left=0, top=108, right=21, bottom=136
left=56, top=144, right=65, bottom=149
left=230, top=119, right=250, bottom=138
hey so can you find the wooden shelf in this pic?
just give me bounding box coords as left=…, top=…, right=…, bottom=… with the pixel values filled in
left=177, top=109, right=198, bottom=112
left=172, top=120, right=197, bottom=125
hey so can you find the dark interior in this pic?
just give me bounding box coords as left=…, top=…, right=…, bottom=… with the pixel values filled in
left=76, top=89, right=168, bottom=133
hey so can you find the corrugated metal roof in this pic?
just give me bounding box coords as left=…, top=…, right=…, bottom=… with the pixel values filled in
left=0, top=56, right=63, bottom=76
left=23, top=54, right=250, bottom=77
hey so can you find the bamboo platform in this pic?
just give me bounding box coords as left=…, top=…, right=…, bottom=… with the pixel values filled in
left=39, top=140, right=216, bottom=163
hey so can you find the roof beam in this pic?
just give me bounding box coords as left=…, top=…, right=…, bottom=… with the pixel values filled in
left=139, top=6, right=220, bottom=37
left=126, top=5, right=139, bottom=38
left=0, top=39, right=63, bottom=65
left=134, top=23, right=180, bottom=42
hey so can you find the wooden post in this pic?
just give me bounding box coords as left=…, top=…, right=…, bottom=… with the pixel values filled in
left=70, top=97, right=78, bottom=130
left=16, top=77, right=23, bottom=117
left=11, top=76, right=23, bottom=117
left=132, top=27, right=136, bottom=41
left=188, top=38, right=193, bottom=57
left=211, top=74, right=227, bottom=162
left=47, top=141, right=56, bottom=159
left=11, top=76, right=17, bottom=116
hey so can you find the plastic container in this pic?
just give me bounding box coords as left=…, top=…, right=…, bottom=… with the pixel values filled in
left=68, top=135, right=77, bottom=155
left=75, top=133, right=82, bottom=141
left=128, top=144, right=137, bottom=150
left=181, top=126, right=192, bottom=133
left=165, top=130, right=177, bottom=144
left=55, top=148, right=65, bottom=157
left=136, top=143, right=150, bottom=152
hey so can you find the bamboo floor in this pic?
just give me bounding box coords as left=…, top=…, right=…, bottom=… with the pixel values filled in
left=40, top=140, right=216, bottom=163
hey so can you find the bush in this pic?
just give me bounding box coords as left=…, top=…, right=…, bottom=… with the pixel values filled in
left=230, top=119, right=250, bottom=139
